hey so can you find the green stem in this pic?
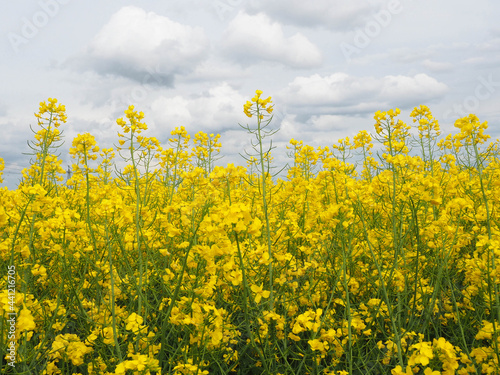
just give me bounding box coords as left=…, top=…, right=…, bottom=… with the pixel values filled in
left=256, top=106, right=274, bottom=313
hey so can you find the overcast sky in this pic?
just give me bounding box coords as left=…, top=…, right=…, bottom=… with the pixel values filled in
left=2, top=0, right=500, bottom=188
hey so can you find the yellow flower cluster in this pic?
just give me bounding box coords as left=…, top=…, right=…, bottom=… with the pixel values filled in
left=49, top=334, right=93, bottom=366
left=2, top=97, right=500, bottom=373
left=0, top=157, right=4, bottom=183
left=243, top=89, right=274, bottom=118
left=116, top=105, right=147, bottom=134
left=35, top=97, right=67, bottom=126
left=70, top=133, right=100, bottom=157
left=114, top=353, right=160, bottom=374
left=454, top=113, right=490, bottom=145
left=411, top=105, right=441, bottom=139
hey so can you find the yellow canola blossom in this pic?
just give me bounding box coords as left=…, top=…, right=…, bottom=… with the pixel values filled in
left=1, top=98, right=499, bottom=374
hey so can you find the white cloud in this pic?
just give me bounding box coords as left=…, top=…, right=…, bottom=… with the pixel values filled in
left=247, top=0, right=384, bottom=29
left=221, top=11, right=323, bottom=68
left=280, top=73, right=377, bottom=107
left=280, top=73, right=448, bottom=115
left=351, top=44, right=467, bottom=68
left=390, top=47, right=434, bottom=64
left=380, top=74, right=448, bottom=102
left=150, top=83, right=247, bottom=133
left=421, top=59, right=454, bottom=72
left=74, top=6, right=209, bottom=83
left=478, top=37, right=500, bottom=52
left=151, top=95, right=192, bottom=128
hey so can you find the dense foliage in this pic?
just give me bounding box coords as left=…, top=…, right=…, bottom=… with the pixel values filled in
left=1, top=94, right=500, bottom=374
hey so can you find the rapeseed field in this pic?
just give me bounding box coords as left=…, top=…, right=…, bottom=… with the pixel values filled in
left=1, top=92, right=499, bottom=374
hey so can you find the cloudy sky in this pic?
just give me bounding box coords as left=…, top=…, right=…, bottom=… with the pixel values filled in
left=2, top=0, right=500, bottom=188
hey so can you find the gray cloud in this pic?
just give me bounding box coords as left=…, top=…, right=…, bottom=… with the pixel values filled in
left=0, top=102, right=7, bottom=117
left=246, top=0, right=385, bottom=30
left=421, top=59, right=454, bottom=73
left=67, top=6, right=209, bottom=85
